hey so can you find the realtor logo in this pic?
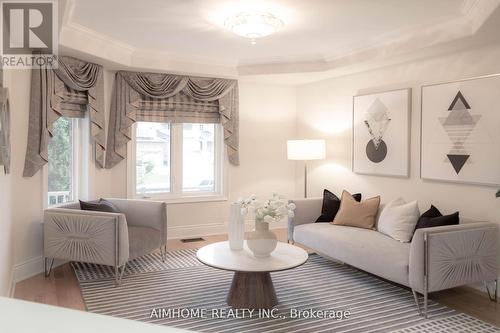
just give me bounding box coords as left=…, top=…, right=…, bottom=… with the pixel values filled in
left=1, top=1, right=58, bottom=68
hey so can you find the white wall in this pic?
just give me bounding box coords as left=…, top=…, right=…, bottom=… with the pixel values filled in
left=0, top=70, right=14, bottom=296
left=7, top=69, right=46, bottom=281
left=168, top=81, right=297, bottom=237
left=7, top=68, right=297, bottom=281
left=96, top=80, right=298, bottom=238
left=0, top=166, right=13, bottom=296
left=295, top=43, right=500, bottom=269
left=0, top=169, right=13, bottom=297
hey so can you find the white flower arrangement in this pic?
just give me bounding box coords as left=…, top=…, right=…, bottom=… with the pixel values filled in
left=236, top=193, right=296, bottom=223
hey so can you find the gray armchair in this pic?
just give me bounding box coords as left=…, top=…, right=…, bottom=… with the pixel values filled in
left=43, top=198, right=167, bottom=284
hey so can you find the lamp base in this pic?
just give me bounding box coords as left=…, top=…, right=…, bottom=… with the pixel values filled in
left=304, top=160, right=308, bottom=198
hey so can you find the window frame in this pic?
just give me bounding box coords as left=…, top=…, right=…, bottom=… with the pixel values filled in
left=43, top=117, right=81, bottom=208
left=127, top=122, right=227, bottom=203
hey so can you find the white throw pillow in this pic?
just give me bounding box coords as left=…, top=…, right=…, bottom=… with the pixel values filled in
left=377, top=198, right=420, bottom=243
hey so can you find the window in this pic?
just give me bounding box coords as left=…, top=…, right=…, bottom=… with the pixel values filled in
left=183, top=123, right=215, bottom=192
left=136, top=122, right=171, bottom=195
left=47, top=117, right=79, bottom=207
left=132, top=122, right=224, bottom=200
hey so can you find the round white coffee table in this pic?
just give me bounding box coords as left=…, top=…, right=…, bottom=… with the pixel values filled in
left=196, top=241, right=308, bottom=309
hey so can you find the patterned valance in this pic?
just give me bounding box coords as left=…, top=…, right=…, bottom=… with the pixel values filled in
left=23, top=56, right=105, bottom=177
left=105, top=71, right=239, bottom=168
left=0, top=86, right=10, bottom=174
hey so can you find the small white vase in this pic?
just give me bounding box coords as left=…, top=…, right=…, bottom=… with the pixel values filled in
left=228, top=203, right=245, bottom=250
left=247, top=219, right=278, bottom=258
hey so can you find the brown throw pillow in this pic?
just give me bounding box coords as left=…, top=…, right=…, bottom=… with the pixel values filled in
left=332, top=190, right=380, bottom=229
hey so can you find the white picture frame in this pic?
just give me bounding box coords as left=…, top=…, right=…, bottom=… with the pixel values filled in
left=353, top=88, right=411, bottom=177
left=421, top=74, right=500, bottom=186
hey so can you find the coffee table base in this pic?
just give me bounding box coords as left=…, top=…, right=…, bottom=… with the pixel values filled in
left=226, top=272, right=278, bottom=309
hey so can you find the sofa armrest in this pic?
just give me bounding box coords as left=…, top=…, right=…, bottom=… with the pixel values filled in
left=409, top=222, right=498, bottom=294
left=105, top=198, right=167, bottom=245
left=287, top=197, right=322, bottom=242
left=43, top=209, right=129, bottom=267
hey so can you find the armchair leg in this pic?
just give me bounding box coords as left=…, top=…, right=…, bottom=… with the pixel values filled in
left=114, top=263, right=127, bottom=286
left=412, top=289, right=422, bottom=316
left=160, top=245, right=167, bottom=262
left=44, top=258, right=54, bottom=277
left=423, top=291, right=428, bottom=318
left=411, top=289, right=428, bottom=318
left=485, top=280, right=498, bottom=302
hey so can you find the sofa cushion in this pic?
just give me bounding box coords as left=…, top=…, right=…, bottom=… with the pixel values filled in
left=294, top=223, right=410, bottom=286
left=333, top=191, right=380, bottom=229
left=128, top=226, right=161, bottom=260
left=415, top=205, right=459, bottom=230
left=316, top=189, right=362, bottom=222
left=378, top=198, right=420, bottom=243
left=79, top=199, right=120, bottom=213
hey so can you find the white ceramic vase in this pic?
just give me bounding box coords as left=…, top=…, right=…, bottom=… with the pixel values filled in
left=247, top=219, right=278, bottom=258
left=228, top=203, right=245, bottom=250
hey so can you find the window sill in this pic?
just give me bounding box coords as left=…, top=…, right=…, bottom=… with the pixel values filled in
left=132, top=194, right=228, bottom=204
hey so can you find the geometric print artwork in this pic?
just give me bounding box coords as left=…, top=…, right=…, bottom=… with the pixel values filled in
left=421, top=74, right=500, bottom=186
left=439, top=91, right=481, bottom=174
left=364, top=98, right=391, bottom=163
left=353, top=88, right=411, bottom=177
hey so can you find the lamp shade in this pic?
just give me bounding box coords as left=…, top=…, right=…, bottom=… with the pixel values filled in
left=287, top=140, right=326, bottom=160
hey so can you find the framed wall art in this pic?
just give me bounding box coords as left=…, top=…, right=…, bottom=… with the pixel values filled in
left=421, top=74, right=500, bottom=186
left=353, top=88, right=411, bottom=177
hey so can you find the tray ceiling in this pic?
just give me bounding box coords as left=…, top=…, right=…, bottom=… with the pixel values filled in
left=59, top=0, right=500, bottom=80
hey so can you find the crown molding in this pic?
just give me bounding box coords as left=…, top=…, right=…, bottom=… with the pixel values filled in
left=237, top=0, right=500, bottom=76
left=130, top=50, right=237, bottom=77
left=60, top=23, right=134, bottom=67
left=58, top=0, right=237, bottom=76
left=461, top=0, right=500, bottom=32
left=59, top=20, right=237, bottom=76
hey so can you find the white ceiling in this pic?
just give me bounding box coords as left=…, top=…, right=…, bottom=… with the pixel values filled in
left=59, top=0, right=500, bottom=81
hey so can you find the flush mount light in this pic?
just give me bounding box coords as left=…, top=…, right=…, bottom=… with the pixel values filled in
left=224, top=12, right=284, bottom=44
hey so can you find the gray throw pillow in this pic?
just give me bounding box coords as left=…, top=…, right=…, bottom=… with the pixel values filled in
left=79, top=198, right=120, bottom=213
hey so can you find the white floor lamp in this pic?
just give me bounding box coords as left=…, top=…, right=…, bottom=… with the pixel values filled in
left=287, top=139, right=326, bottom=198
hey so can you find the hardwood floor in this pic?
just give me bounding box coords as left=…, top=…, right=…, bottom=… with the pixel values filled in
left=14, top=229, right=500, bottom=327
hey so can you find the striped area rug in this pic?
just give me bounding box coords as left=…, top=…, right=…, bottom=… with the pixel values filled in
left=72, top=250, right=499, bottom=333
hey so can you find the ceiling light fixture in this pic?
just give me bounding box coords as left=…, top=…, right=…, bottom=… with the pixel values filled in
left=224, top=12, right=284, bottom=44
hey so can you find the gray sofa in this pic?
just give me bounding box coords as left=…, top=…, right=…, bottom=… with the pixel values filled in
left=288, top=197, right=499, bottom=317
left=43, top=198, right=167, bottom=284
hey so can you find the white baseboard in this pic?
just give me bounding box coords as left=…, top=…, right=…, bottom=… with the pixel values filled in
left=14, top=256, right=43, bottom=283
left=167, top=223, right=228, bottom=240
left=7, top=269, right=15, bottom=298
left=167, top=220, right=287, bottom=240
left=13, top=256, right=66, bottom=283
